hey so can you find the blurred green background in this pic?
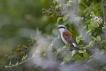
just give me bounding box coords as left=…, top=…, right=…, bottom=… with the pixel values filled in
left=0, top=0, right=106, bottom=71
left=0, top=0, right=56, bottom=71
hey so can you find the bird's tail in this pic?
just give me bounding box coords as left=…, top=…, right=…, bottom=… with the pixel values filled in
left=72, top=43, right=80, bottom=50
left=75, top=47, right=80, bottom=50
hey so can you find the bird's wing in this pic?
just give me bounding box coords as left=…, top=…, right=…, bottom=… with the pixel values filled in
left=63, top=31, right=77, bottom=46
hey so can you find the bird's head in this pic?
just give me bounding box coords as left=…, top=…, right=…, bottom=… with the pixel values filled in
left=57, top=25, right=67, bottom=33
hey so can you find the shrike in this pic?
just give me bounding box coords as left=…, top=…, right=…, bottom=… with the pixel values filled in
left=58, top=25, right=80, bottom=50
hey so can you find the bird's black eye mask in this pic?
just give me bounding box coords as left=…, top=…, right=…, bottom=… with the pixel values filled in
left=58, top=26, right=66, bottom=29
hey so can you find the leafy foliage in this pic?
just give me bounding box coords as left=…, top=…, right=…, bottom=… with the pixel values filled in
left=2, top=0, right=106, bottom=71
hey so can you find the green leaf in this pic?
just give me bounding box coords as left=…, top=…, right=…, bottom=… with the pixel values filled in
left=63, top=17, right=67, bottom=21
left=83, top=52, right=89, bottom=58
left=76, top=36, right=82, bottom=44
left=78, top=50, right=85, bottom=53
left=22, top=55, right=27, bottom=61
left=96, top=35, right=101, bottom=41
left=57, top=17, right=62, bottom=24
left=71, top=50, right=77, bottom=57
left=90, top=20, right=98, bottom=27
left=75, top=54, right=83, bottom=60
left=88, top=24, right=93, bottom=30
left=55, top=5, right=59, bottom=9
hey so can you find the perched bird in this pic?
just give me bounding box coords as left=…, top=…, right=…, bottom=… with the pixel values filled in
left=58, top=25, right=80, bottom=50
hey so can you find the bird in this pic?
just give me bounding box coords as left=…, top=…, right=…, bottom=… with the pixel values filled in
left=57, top=25, right=80, bottom=50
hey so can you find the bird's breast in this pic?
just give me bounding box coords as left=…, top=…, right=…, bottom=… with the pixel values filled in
left=60, top=33, right=69, bottom=45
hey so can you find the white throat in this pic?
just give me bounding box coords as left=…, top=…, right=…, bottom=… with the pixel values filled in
left=58, top=28, right=65, bottom=33
left=58, top=28, right=69, bottom=45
